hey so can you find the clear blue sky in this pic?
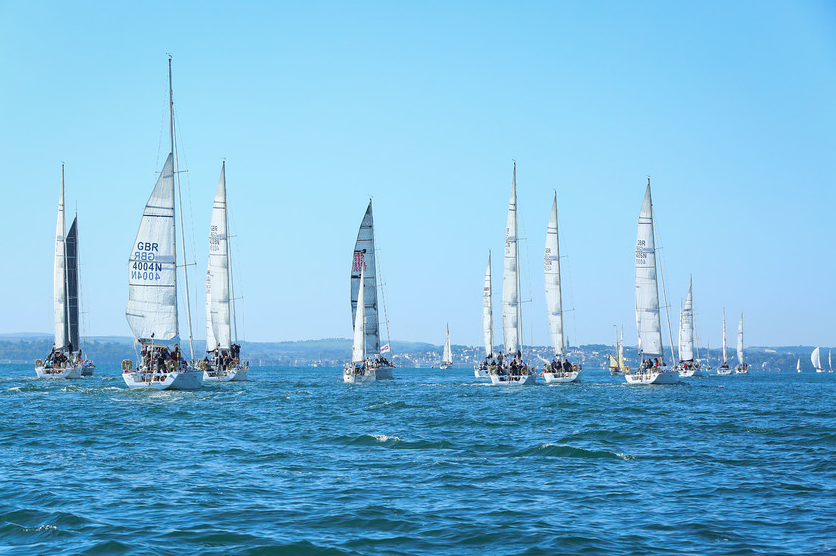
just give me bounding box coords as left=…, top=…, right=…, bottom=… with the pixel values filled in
left=1, top=1, right=834, bottom=349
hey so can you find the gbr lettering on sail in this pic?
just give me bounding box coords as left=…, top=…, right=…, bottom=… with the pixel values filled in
left=131, top=241, right=162, bottom=280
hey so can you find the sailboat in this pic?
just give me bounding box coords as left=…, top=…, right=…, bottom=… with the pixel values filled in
left=812, top=347, right=825, bottom=373
left=716, top=309, right=732, bottom=375
left=474, top=252, right=493, bottom=379
left=830, top=350, right=833, bottom=373
left=677, top=279, right=703, bottom=378
left=626, top=179, right=678, bottom=384
left=122, top=57, right=200, bottom=391
left=542, top=193, right=580, bottom=383
left=734, top=313, right=748, bottom=373
left=350, top=200, right=394, bottom=379
left=608, top=327, right=628, bottom=375
left=796, top=358, right=802, bottom=373
left=344, top=265, right=376, bottom=384
left=35, top=165, right=83, bottom=379
left=203, top=162, right=248, bottom=382
left=440, top=324, right=453, bottom=369
left=490, top=162, right=536, bottom=385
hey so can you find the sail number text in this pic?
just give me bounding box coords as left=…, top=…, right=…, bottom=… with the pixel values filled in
left=132, top=242, right=161, bottom=280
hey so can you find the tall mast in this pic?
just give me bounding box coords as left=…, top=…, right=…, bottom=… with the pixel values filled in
left=514, top=162, right=522, bottom=356
left=170, top=56, right=195, bottom=360
left=223, top=161, right=238, bottom=344
left=61, top=163, right=71, bottom=348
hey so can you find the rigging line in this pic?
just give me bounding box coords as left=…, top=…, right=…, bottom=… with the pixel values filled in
left=652, top=202, right=676, bottom=364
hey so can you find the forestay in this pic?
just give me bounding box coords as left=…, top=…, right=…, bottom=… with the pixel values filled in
left=544, top=192, right=564, bottom=357
left=635, top=181, right=663, bottom=358
left=125, top=154, right=179, bottom=344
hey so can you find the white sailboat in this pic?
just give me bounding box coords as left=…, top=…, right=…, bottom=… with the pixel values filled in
left=122, top=57, right=200, bottom=391
left=812, top=347, right=824, bottom=373
left=830, top=350, right=833, bottom=373
left=490, top=162, right=536, bottom=386
left=474, top=252, right=493, bottom=379
left=35, top=165, right=82, bottom=379
left=350, top=200, right=394, bottom=379
left=677, top=278, right=704, bottom=378
left=542, top=193, right=580, bottom=383
left=202, top=162, right=248, bottom=382
left=734, top=313, right=748, bottom=373
left=716, top=309, right=732, bottom=375
left=797, top=357, right=802, bottom=373
left=344, top=265, right=376, bottom=384
left=626, top=179, right=678, bottom=385
left=440, top=324, right=453, bottom=369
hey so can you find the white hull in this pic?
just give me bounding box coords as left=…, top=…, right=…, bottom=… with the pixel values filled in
left=203, top=367, right=249, bottom=382
left=543, top=371, right=580, bottom=383
left=474, top=368, right=489, bottom=379
left=35, top=365, right=82, bottom=379
left=716, top=367, right=733, bottom=376
left=489, top=372, right=537, bottom=385
left=678, top=368, right=695, bottom=378
left=122, top=369, right=202, bottom=391
left=343, top=368, right=376, bottom=384
left=625, top=368, right=679, bottom=384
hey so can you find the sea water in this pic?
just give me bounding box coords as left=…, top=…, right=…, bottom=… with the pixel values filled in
left=1, top=365, right=834, bottom=555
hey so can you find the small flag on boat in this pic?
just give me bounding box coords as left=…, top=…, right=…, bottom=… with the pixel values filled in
left=380, top=344, right=391, bottom=354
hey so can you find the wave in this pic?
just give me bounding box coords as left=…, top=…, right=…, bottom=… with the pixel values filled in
left=513, top=443, right=634, bottom=460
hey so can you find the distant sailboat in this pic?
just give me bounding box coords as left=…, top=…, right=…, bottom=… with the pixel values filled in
left=350, top=200, right=394, bottom=379
left=35, top=165, right=83, bottom=379
left=716, top=309, right=732, bottom=375
left=830, top=350, right=833, bottom=373
left=626, top=179, right=678, bottom=384
left=474, top=252, right=492, bottom=379
left=812, top=347, right=824, bottom=373
left=203, top=162, right=249, bottom=382
left=440, top=324, right=453, bottom=369
left=797, top=357, right=802, bottom=373
left=344, top=265, right=375, bottom=384
left=122, top=57, right=200, bottom=391
left=542, top=193, right=580, bottom=383
left=677, top=278, right=702, bottom=378
left=609, top=327, right=628, bottom=375
left=490, top=162, right=536, bottom=385
left=734, top=313, right=748, bottom=373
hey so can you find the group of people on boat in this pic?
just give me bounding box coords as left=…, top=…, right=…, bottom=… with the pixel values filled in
left=543, top=357, right=578, bottom=375
left=678, top=360, right=698, bottom=370
left=638, top=358, right=666, bottom=372
left=138, top=344, right=185, bottom=373
left=200, top=344, right=244, bottom=372
left=43, top=342, right=77, bottom=368
left=345, top=356, right=379, bottom=375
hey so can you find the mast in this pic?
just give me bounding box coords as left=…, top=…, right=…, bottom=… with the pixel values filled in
left=170, top=56, right=195, bottom=361
left=224, top=162, right=238, bottom=344
left=515, top=162, right=522, bottom=356
left=722, top=308, right=728, bottom=365
left=502, top=161, right=521, bottom=357
left=544, top=191, right=563, bottom=357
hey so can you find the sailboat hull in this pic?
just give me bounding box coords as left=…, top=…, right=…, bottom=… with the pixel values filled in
left=343, top=368, right=376, bottom=384
left=35, top=364, right=82, bottom=379
left=543, top=371, right=581, bottom=383
left=203, top=368, right=249, bottom=382
left=474, top=368, right=489, bottom=379
left=625, top=369, right=679, bottom=384
left=489, top=372, right=537, bottom=385
left=122, top=369, right=202, bottom=391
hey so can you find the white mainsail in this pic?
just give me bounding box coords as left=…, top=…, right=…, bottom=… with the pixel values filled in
left=811, top=347, right=822, bottom=372
left=635, top=180, right=663, bottom=359
left=502, top=162, right=520, bottom=356
left=53, top=171, right=68, bottom=349
left=482, top=251, right=493, bottom=358
left=352, top=266, right=366, bottom=363
left=205, top=269, right=216, bottom=352
left=680, top=279, right=695, bottom=361
left=442, top=324, right=452, bottom=365
left=736, top=313, right=744, bottom=365
left=125, top=153, right=179, bottom=343
left=722, top=309, right=728, bottom=365
left=544, top=192, right=564, bottom=357
left=797, top=358, right=802, bottom=373
left=208, top=163, right=232, bottom=349
left=351, top=201, right=379, bottom=357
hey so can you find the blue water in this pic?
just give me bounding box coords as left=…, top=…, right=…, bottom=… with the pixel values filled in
left=1, top=365, right=835, bottom=555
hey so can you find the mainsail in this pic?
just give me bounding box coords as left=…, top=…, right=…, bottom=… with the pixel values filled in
left=680, top=279, right=695, bottom=361
left=65, top=217, right=80, bottom=352
left=53, top=173, right=68, bottom=349
left=502, top=162, right=520, bottom=356
left=351, top=201, right=379, bottom=357
left=125, top=153, right=179, bottom=344
left=482, top=252, right=493, bottom=358
left=811, top=347, right=822, bottom=372
left=722, top=309, right=728, bottom=365
left=635, top=180, right=663, bottom=358
left=208, top=163, right=232, bottom=349
left=544, top=192, right=563, bottom=357
left=352, top=266, right=366, bottom=363
left=736, top=313, right=744, bottom=365
left=442, top=324, right=452, bottom=365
